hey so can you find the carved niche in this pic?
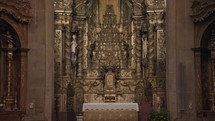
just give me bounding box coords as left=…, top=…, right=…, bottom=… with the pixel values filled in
left=192, top=1, right=215, bottom=119
left=201, top=26, right=215, bottom=111
left=0, top=0, right=31, bottom=121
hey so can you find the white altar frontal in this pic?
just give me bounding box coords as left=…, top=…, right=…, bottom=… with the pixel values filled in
left=83, top=103, right=139, bottom=121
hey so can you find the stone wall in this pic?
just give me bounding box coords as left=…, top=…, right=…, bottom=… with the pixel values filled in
left=166, top=0, right=196, bottom=120
left=25, top=0, right=54, bottom=121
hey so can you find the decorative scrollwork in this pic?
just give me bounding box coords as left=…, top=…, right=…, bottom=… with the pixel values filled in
left=0, top=1, right=31, bottom=23
left=191, top=1, right=215, bottom=22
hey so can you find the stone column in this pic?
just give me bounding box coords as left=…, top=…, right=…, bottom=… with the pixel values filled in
left=192, top=48, right=202, bottom=116
left=19, top=49, right=29, bottom=111
left=166, top=0, right=196, bottom=120
left=44, top=0, right=55, bottom=120
left=25, top=0, right=55, bottom=120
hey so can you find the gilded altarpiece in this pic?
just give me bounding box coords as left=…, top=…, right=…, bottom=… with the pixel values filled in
left=54, top=0, right=166, bottom=119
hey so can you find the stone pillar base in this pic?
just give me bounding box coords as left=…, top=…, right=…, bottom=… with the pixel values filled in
left=23, top=114, right=47, bottom=121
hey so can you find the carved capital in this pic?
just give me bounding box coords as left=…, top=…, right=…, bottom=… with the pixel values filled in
left=55, top=12, right=72, bottom=25
left=148, top=12, right=157, bottom=25
left=54, top=0, right=72, bottom=11
left=146, top=0, right=165, bottom=11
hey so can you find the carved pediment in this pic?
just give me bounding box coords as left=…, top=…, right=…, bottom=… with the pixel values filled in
left=191, top=1, right=215, bottom=23
left=0, top=0, right=31, bottom=23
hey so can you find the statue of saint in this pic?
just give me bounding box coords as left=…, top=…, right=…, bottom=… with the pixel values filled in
left=2, top=31, right=14, bottom=48
left=142, top=35, right=148, bottom=59
left=71, top=34, right=78, bottom=62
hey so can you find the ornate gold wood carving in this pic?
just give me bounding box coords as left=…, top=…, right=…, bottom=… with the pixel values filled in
left=54, top=0, right=166, bottom=116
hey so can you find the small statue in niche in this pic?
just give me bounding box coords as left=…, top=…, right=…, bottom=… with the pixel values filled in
left=141, top=22, right=148, bottom=59
left=88, top=41, right=95, bottom=60
left=123, top=41, right=131, bottom=59
left=2, top=31, right=14, bottom=48
left=142, top=35, right=148, bottom=59
left=71, top=34, right=78, bottom=63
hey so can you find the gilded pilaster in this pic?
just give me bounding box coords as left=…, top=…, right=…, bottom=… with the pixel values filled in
left=54, top=0, right=73, bottom=114
left=155, top=12, right=165, bottom=75
left=146, top=0, right=166, bottom=109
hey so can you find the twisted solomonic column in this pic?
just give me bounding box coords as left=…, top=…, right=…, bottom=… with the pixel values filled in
left=148, top=12, right=156, bottom=77
left=135, top=30, right=142, bottom=79
left=148, top=24, right=155, bottom=76
left=64, top=15, right=72, bottom=76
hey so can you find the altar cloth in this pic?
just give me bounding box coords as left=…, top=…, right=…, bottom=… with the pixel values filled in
left=83, top=103, right=139, bottom=121
left=83, top=103, right=139, bottom=111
